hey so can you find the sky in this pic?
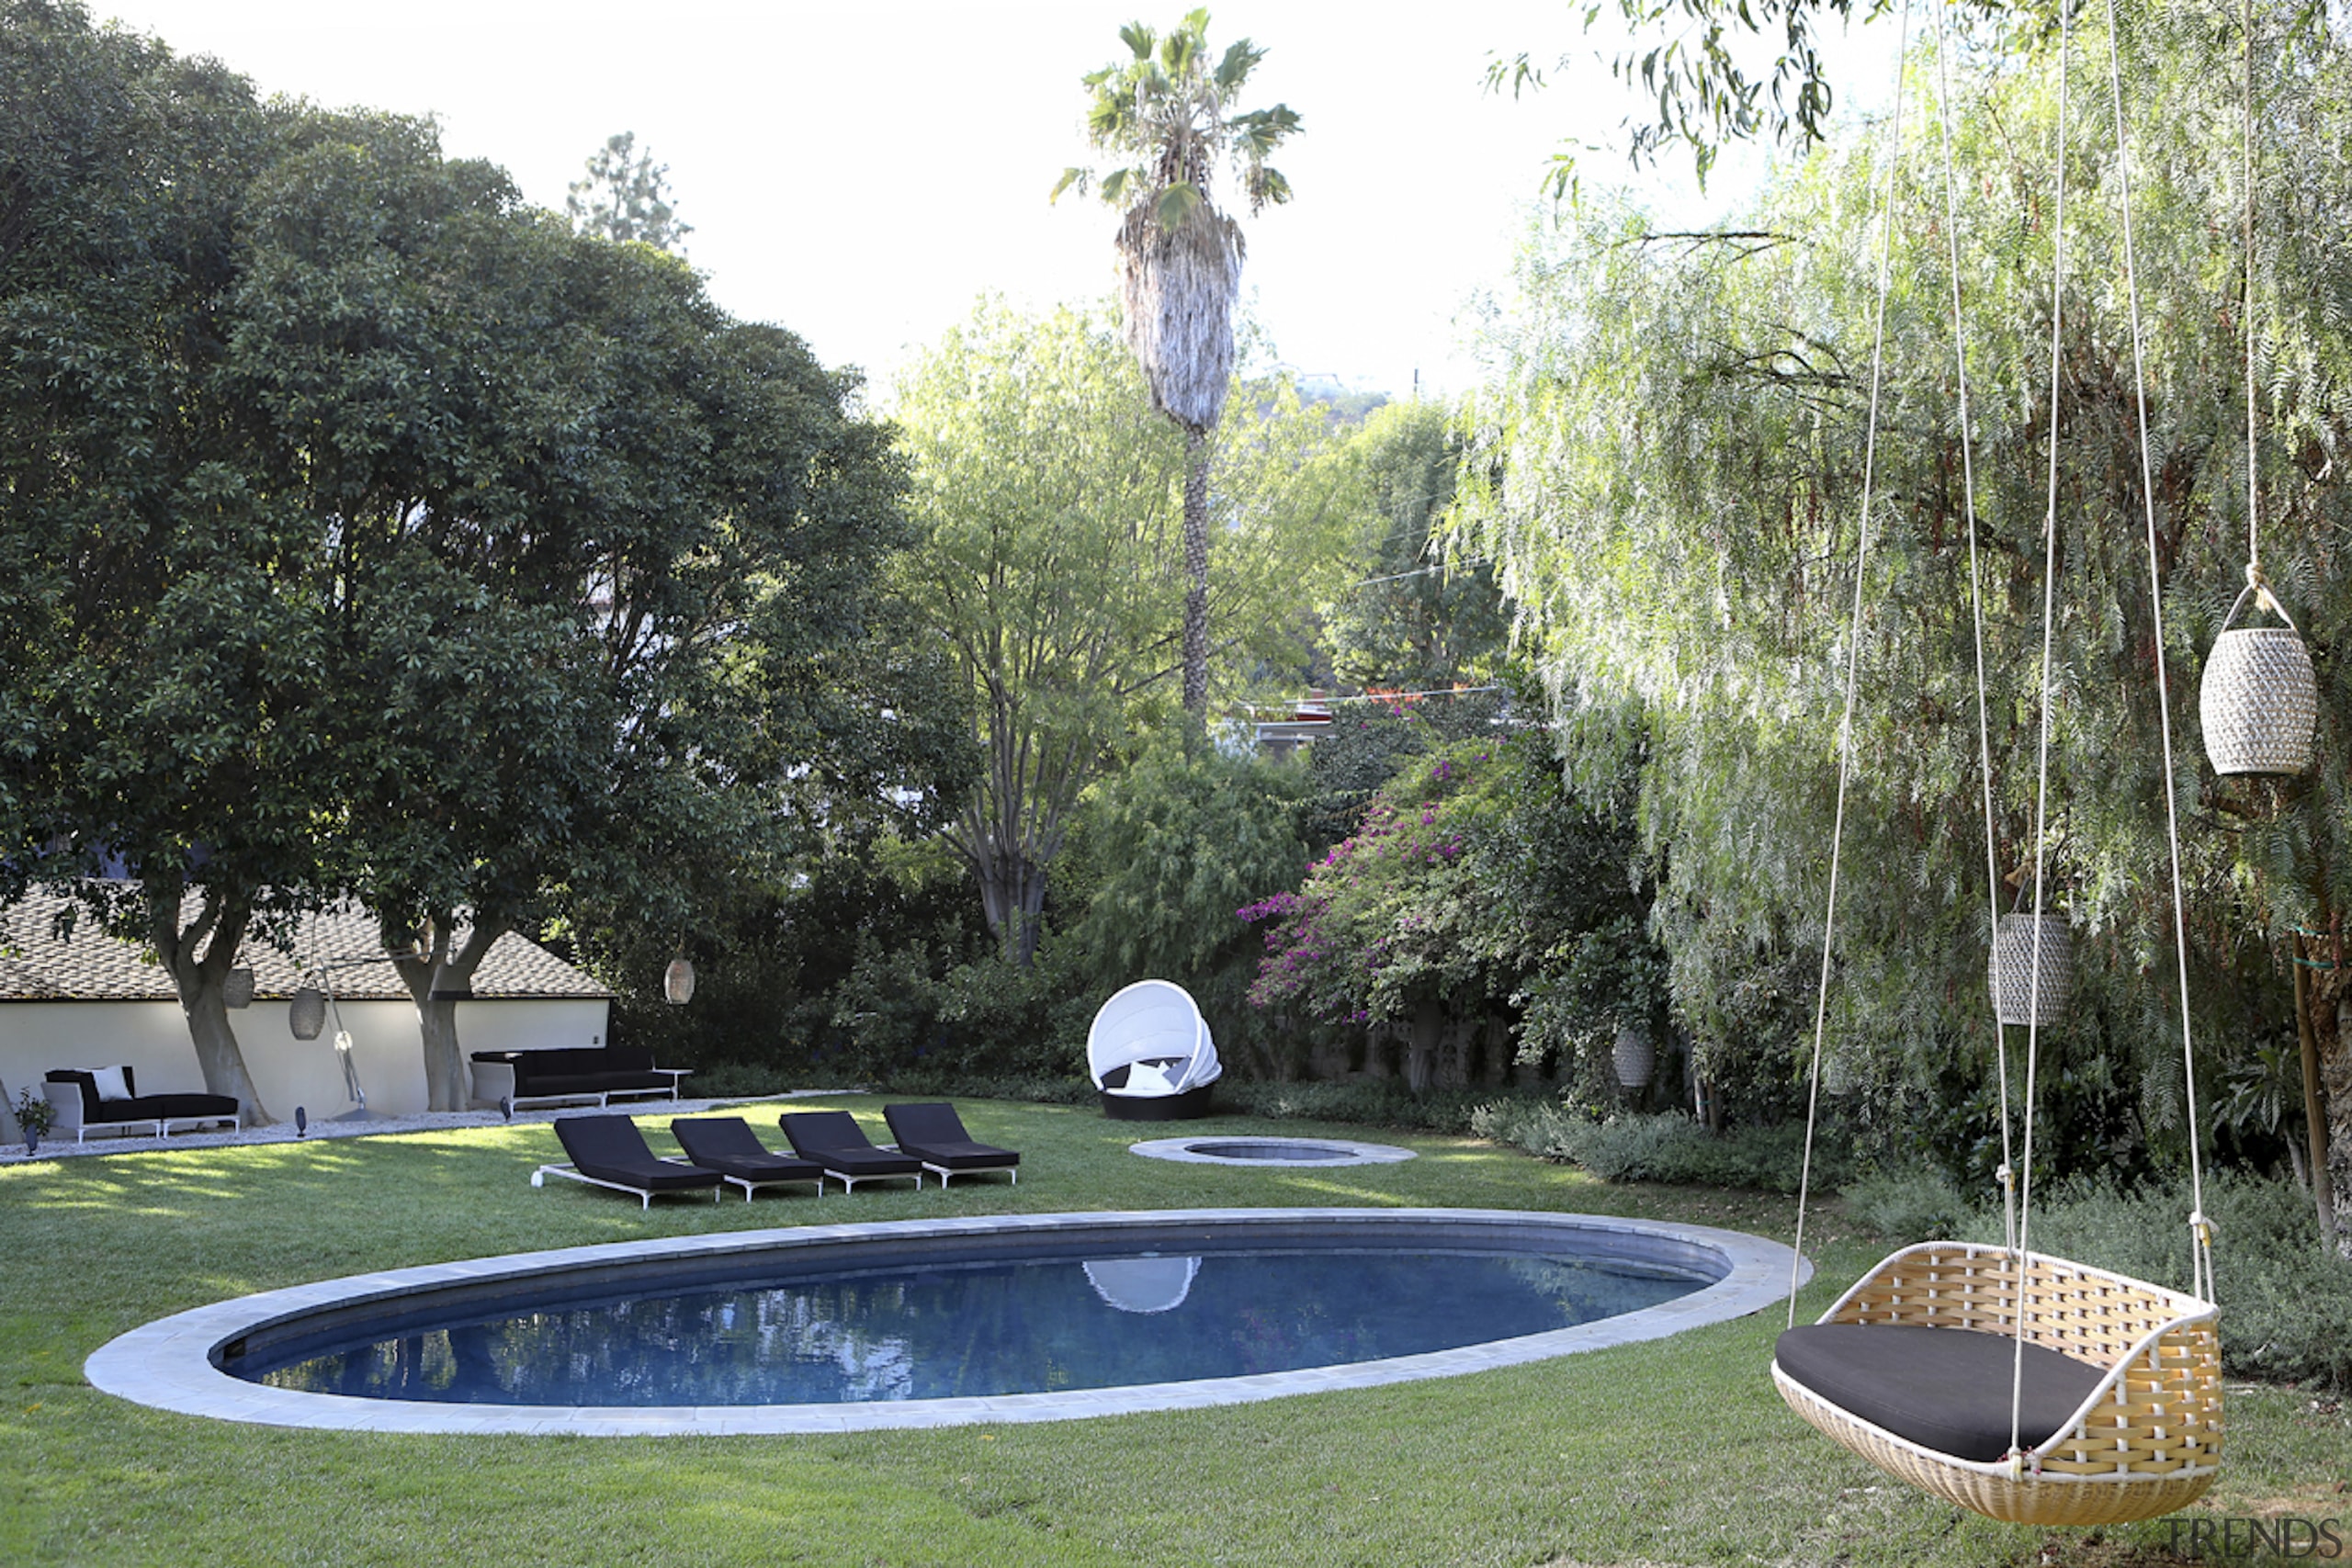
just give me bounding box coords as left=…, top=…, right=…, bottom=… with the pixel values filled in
left=85, top=1, right=1900, bottom=402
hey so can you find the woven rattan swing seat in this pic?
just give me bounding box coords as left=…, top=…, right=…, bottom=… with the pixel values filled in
left=1772, top=1242, right=2221, bottom=1525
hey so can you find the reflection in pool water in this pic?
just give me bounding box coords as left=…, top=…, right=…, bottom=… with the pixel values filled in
left=241, top=1244, right=1707, bottom=1407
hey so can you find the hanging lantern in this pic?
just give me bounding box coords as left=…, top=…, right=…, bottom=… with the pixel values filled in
left=2200, top=600, right=2317, bottom=777
left=1990, top=913, right=2074, bottom=1027
left=223, top=968, right=255, bottom=1009
left=1821, top=1047, right=1860, bottom=1098
left=288, top=986, right=327, bottom=1041
left=663, top=957, right=696, bottom=1006
left=1612, top=1025, right=1655, bottom=1089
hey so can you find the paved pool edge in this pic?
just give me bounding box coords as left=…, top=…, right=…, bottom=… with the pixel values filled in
left=85, top=1207, right=1811, bottom=1435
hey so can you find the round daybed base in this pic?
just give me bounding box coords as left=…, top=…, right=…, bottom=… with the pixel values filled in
left=1098, top=1082, right=1216, bottom=1122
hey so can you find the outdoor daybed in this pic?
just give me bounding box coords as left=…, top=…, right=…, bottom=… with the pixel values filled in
left=1086, top=979, right=1222, bottom=1120
left=530, top=1113, right=722, bottom=1208
left=469, top=1045, right=680, bottom=1110
left=43, top=1066, right=240, bottom=1143
left=882, top=1101, right=1020, bottom=1186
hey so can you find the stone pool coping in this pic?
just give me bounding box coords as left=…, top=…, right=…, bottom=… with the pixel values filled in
left=1127, top=1134, right=1416, bottom=1167
left=85, top=1207, right=1811, bottom=1436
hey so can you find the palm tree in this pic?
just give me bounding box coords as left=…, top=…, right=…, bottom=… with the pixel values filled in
left=1055, top=9, right=1301, bottom=717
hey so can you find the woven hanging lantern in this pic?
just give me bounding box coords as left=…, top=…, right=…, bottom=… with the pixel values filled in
left=663, top=957, right=696, bottom=1006
left=223, top=967, right=255, bottom=1009
left=1990, top=913, right=2074, bottom=1027
left=1821, top=1047, right=1860, bottom=1098
left=1611, top=1025, right=1656, bottom=1089
left=2200, top=609, right=2317, bottom=777
left=289, top=986, right=327, bottom=1041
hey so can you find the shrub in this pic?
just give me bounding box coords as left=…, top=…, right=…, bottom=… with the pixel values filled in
left=1839, top=1164, right=1975, bottom=1245
left=1471, top=1102, right=1821, bottom=1191
left=1956, top=1170, right=2352, bottom=1390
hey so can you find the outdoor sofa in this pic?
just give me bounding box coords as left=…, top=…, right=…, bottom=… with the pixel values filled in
left=43, top=1066, right=240, bottom=1143
left=469, top=1045, right=682, bottom=1110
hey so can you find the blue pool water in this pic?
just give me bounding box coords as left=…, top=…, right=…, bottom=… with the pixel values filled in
left=235, top=1241, right=1708, bottom=1406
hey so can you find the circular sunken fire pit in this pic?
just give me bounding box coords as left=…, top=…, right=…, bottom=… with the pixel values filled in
left=1128, top=1135, right=1416, bottom=1168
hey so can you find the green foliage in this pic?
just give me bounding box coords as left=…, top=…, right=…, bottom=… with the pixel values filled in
left=565, top=130, right=691, bottom=250
left=1245, top=719, right=1657, bottom=1088
left=1472, top=1101, right=1822, bottom=1190
left=1955, top=1171, right=2352, bottom=1389
left=1318, top=400, right=1509, bottom=691
left=1054, top=732, right=1311, bottom=1073
left=1839, top=1163, right=1978, bottom=1244
left=1453, top=3, right=2352, bottom=1175
left=1054, top=8, right=1301, bottom=223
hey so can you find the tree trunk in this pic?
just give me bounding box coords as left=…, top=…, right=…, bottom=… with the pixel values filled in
left=1405, top=999, right=1443, bottom=1094
left=1181, top=425, right=1211, bottom=716
left=2328, top=995, right=2352, bottom=1260
left=974, top=851, right=1047, bottom=965
left=391, top=916, right=506, bottom=1112
left=2293, top=945, right=2335, bottom=1239
left=148, top=885, right=272, bottom=1125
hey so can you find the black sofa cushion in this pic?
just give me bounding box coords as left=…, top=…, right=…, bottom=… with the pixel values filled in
left=1775, top=1323, right=2111, bottom=1462
left=45, top=1068, right=236, bottom=1125
left=475, top=1047, right=659, bottom=1095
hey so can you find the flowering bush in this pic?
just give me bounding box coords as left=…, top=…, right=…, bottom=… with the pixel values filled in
left=1240, top=732, right=1659, bottom=1080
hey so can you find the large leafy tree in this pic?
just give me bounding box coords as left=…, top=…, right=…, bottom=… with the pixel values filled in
left=1453, top=2, right=2352, bottom=1245
left=893, top=302, right=1188, bottom=964
left=1055, top=8, right=1301, bottom=716
left=227, top=113, right=925, bottom=1109
left=0, top=0, right=319, bottom=1122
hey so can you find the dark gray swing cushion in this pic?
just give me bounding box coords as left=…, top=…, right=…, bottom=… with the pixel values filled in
left=1775, top=1324, right=2111, bottom=1462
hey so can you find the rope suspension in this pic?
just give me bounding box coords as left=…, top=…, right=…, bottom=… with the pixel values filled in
left=2109, top=0, right=2214, bottom=1304
left=1787, top=0, right=1914, bottom=1328
left=1932, top=0, right=2016, bottom=1259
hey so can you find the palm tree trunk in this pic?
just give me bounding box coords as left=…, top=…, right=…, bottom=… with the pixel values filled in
left=1182, top=424, right=1210, bottom=716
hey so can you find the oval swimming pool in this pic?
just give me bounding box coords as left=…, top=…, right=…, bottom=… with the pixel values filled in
left=88, top=1209, right=1808, bottom=1433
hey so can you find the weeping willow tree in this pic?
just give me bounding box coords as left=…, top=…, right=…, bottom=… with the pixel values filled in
left=1453, top=0, right=2352, bottom=1250
left=1055, top=9, right=1302, bottom=716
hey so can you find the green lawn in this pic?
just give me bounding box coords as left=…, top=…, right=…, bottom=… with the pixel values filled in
left=1, top=1098, right=2342, bottom=1566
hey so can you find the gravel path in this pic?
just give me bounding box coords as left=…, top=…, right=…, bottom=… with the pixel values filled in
left=4, top=1089, right=859, bottom=1163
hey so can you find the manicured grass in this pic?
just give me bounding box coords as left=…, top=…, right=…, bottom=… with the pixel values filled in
left=1, top=1098, right=2343, bottom=1566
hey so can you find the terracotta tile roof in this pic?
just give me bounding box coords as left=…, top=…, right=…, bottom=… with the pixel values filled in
left=0, top=887, right=613, bottom=1002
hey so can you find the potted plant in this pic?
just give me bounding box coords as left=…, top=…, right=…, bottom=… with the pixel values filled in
left=15, top=1086, right=55, bottom=1154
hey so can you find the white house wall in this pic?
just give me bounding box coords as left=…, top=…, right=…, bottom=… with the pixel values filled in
left=0, top=998, right=611, bottom=1123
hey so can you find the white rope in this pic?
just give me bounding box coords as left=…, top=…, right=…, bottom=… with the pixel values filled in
left=2009, top=0, right=2070, bottom=1466
left=2108, top=0, right=2212, bottom=1309
left=1934, top=0, right=2016, bottom=1260
left=1790, top=0, right=1913, bottom=1328
left=2245, top=0, right=2262, bottom=586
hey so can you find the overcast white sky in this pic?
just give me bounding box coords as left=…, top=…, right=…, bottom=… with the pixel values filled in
left=88, top=1, right=1899, bottom=400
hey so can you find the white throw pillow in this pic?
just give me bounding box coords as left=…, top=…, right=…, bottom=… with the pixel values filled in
left=89, top=1064, right=131, bottom=1102
left=1122, top=1061, right=1173, bottom=1096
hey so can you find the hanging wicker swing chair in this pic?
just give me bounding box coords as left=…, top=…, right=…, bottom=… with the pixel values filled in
left=1768, top=0, right=2226, bottom=1527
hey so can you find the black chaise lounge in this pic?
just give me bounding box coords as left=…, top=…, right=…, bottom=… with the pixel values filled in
left=778, top=1111, right=925, bottom=1192
left=671, top=1116, right=828, bottom=1201
left=882, top=1102, right=1021, bottom=1187
left=533, top=1114, right=722, bottom=1209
